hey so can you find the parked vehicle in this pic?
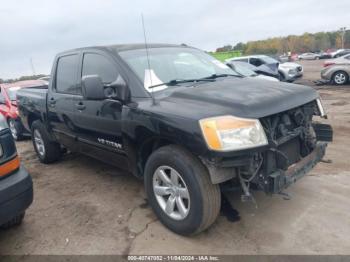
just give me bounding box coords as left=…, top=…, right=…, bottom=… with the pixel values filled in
left=18, top=44, right=332, bottom=235
left=316, top=51, right=332, bottom=59
left=228, top=55, right=303, bottom=82
left=278, top=62, right=303, bottom=82
left=227, top=55, right=280, bottom=79
left=38, top=76, right=50, bottom=84
left=226, top=61, right=279, bottom=82
left=321, top=55, right=350, bottom=85
left=298, top=53, right=320, bottom=60
left=331, top=49, right=350, bottom=58
left=323, top=54, right=350, bottom=67
left=0, top=80, right=48, bottom=140
left=0, top=114, right=33, bottom=229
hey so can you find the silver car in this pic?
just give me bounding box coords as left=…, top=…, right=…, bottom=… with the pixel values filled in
left=321, top=54, right=350, bottom=85
left=298, top=52, right=320, bottom=60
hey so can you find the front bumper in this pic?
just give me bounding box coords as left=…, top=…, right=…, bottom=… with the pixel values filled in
left=268, top=142, right=327, bottom=193
left=320, top=68, right=331, bottom=81
left=0, top=166, right=33, bottom=226
left=285, top=72, right=303, bottom=82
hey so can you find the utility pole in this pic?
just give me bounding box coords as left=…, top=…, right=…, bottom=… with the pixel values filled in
left=340, top=27, right=346, bottom=49
left=29, top=57, right=36, bottom=76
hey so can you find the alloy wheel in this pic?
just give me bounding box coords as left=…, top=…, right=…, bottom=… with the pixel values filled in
left=34, top=129, right=45, bottom=157
left=334, top=73, right=346, bottom=84
left=153, top=166, right=190, bottom=220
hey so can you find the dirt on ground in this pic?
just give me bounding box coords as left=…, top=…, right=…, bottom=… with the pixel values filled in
left=0, top=60, right=349, bottom=255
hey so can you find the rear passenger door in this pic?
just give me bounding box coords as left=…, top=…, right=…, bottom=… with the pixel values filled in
left=47, top=52, right=81, bottom=151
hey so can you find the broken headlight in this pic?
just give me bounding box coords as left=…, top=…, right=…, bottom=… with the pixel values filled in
left=199, top=115, right=268, bottom=151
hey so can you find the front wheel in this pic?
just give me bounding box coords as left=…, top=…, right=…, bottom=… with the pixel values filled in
left=144, top=145, right=221, bottom=235
left=332, top=71, right=349, bottom=85
left=31, top=120, right=62, bottom=163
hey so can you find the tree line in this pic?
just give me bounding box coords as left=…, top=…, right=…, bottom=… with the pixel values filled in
left=0, top=74, right=47, bottom=84
left=216, top=29, right=350, bottom=55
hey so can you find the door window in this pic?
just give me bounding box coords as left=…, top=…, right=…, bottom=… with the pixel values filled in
left=82, top=53, right=118, bottom=84
left=249, top=58, right=263, bottom=67
left=56, top=54, right=79, bottom=94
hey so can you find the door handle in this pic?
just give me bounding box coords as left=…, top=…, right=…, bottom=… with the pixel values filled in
left=49, top=98, right=56, bottom=105
left=76, top=102, right=86, bottom=110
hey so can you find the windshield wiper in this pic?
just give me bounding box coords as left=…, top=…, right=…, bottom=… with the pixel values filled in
left=201, top=73, right=242, bottom=79
left=148, top=78, right=215, bottom=89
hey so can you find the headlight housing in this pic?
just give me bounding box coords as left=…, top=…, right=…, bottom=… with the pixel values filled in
left=316, top=98, right=326, bottom=117
left=199, top=115, right=268, bottom=151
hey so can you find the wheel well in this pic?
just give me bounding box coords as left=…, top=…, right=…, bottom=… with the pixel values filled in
left=332, top=70, right=349, bottom=78
left=138, top=138, right=174, bottom=176
left=278, top=70, right=285, bottom=80
left=28, top=114, right=41, bottom=129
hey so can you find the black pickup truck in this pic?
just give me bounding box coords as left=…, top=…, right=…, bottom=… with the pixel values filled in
left=17, top=44, right=332, bottom=235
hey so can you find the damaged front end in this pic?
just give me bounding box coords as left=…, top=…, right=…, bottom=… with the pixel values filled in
left=204, top=99, right=333, bottom=197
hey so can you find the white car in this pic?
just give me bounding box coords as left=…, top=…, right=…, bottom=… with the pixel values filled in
left=228, top=55, right=303, bottom=82
left=278, top=62, right=303, bottom=82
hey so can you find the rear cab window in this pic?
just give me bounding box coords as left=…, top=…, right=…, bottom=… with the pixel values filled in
left=55, top=54, right=80, bottom=94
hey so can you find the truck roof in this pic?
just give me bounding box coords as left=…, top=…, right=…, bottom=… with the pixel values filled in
left=59, top=43, right=190, bottom=55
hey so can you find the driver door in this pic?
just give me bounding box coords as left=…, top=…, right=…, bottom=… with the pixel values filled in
left=70, top=51, right=127, bottom=165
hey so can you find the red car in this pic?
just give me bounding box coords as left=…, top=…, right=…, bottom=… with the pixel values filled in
left=0, top=80, right=48, bottom=140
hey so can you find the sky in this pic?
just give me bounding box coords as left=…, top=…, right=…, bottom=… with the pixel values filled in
left=0, top=0, right=349, bottom=79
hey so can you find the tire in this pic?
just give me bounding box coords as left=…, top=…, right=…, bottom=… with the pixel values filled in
left=278, top=72, right=286, bottom=82
left=1, top=212, right=25, bottom=229
left=144, top=145, right=221, bottom=235
left=31, top=120, right=62, bottom=163
left=332, top=71, right=349, bottom=85
left=8, top=118, right=23, bottom=141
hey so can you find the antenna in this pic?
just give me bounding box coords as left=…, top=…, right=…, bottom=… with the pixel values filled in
left=141, top=13, right=156, bottom=105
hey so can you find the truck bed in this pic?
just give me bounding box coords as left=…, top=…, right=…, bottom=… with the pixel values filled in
left=17, top=88, right=48, bottom=132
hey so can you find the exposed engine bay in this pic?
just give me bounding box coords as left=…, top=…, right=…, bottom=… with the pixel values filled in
left=238, top=100, right=333, bottom=197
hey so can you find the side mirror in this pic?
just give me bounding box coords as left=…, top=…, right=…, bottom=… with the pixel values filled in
left=105, top=75, right=130, bottom=102
left=81, top=75, right=105, bottom=100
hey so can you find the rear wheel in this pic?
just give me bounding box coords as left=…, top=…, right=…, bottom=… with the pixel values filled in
left=31, top=120, right=62, bottom=163
left=8, top=118, right=23, bottom=141
left=144, top=145, right=221, bottom=235
left=332, top=71, right=349, bottom=85
left=1, top=212, right=25, bottom=229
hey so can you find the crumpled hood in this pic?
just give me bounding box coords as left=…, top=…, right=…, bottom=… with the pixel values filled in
left=158, top=77, right=318, bottom=120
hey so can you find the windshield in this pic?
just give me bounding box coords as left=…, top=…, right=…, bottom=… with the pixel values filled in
left=7, top=86, right=21, bottom=101
left=119, top=47, right=238, bottom=92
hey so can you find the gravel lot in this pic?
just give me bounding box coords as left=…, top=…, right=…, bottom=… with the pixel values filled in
left=0, top=60, right=349, bottom=255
